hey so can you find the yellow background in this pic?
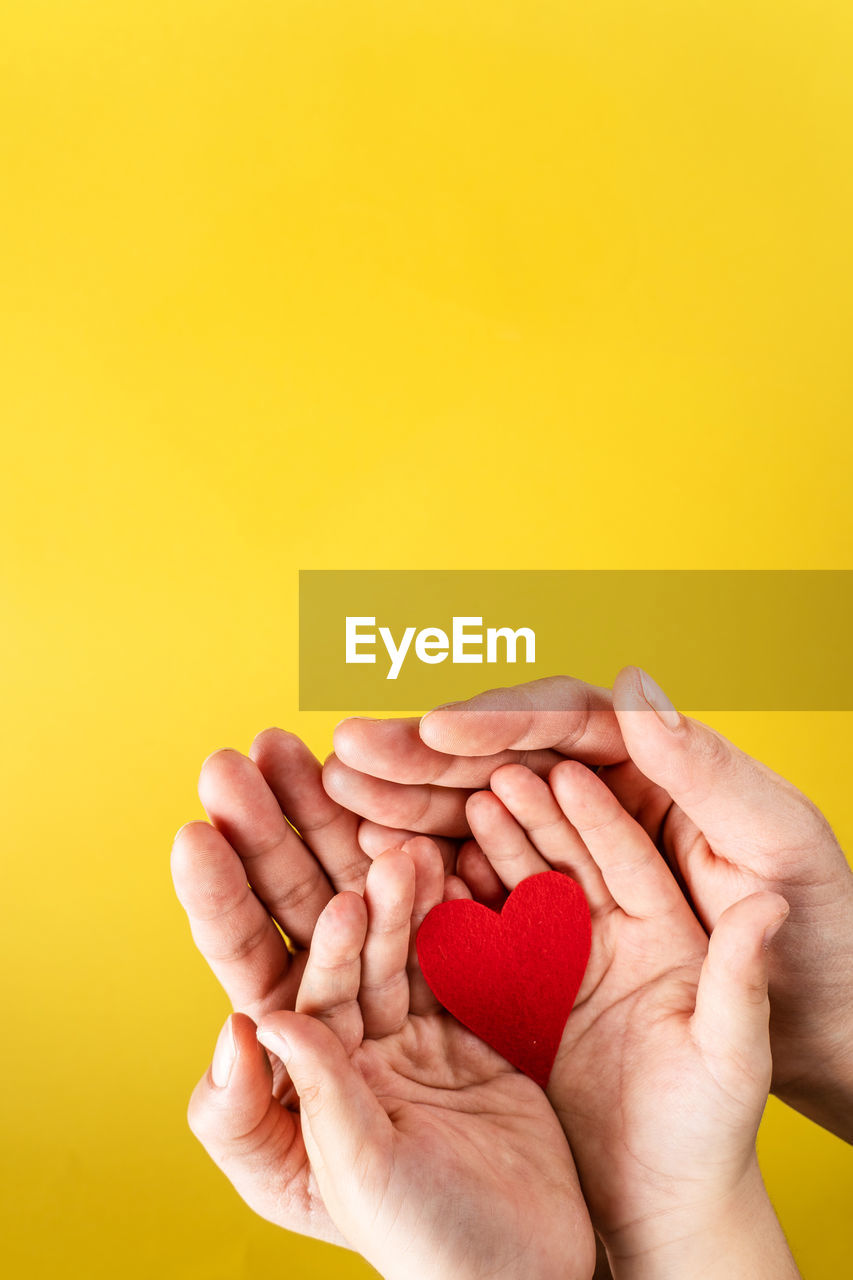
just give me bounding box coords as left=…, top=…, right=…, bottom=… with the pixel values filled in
left=1, top=2, right=851, bottom=1276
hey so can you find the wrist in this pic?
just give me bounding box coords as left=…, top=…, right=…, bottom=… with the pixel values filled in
left=601, top=1160, right=799, bottom=1280
left=767, top=869, right=853, bottom=1141
left=772, top=1029, right=853, bottom=1143
left=770, top=969, right=853, bottom=1142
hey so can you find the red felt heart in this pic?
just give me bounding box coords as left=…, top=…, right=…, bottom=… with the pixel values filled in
left=416, top=870, right=591, bottom=1088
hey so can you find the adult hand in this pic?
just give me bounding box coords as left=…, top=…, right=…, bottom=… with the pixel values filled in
left=324, top=676, right=625, bottom=840
left=171, top=728, right=372, bottom=1109
left=325, top=670, right=853, bottom=1140
left=605, top=666, right=853, bottom=1141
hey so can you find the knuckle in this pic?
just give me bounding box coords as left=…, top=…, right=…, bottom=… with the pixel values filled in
left=670, top=725, right=733, bottom=800
left=331, top=852, right=370, bottom=891
left=272, top=870, right=323, bottom=915
left=203, top=915, right=271, bottom=964
left=187, top=872, right=246, bottom=922
left=360, top=968, right=407, bottom=999
left=686, top=732, right=727, bottom=778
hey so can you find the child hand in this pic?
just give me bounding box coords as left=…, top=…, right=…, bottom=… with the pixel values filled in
left=465, top=763, right=801, bottom=1276
left=187, top=843, right=596, bottom=1280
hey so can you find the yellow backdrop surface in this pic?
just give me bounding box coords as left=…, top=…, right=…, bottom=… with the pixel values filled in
left=1, top=2, right=850, bottom=1276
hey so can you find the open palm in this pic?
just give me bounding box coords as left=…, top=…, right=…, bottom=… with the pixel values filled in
left=464, top=761, right=789, bottom=1252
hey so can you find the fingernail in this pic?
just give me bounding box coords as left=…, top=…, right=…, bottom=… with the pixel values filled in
left=764, top=908, right=790, bottom=946
left=257, top=1025, right=292, bottom=1065
left=638, top=669, right=681, bottom=730
left=211, top=1016, right=237, bottom=1088
left=421, top=701, right=458, bottom=722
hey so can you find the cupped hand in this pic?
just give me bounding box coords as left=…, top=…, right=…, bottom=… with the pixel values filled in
left=187, top=845, right=596, bottom=1280
left=171, top=729, right=372, bottom=1101
left=605, top=666, right=853, bottom=1138
left=325, top=670, right=853, bottom=1138
left=464, top=761, right=794, bottom=1267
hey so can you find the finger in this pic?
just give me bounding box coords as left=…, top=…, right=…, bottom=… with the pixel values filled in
left=250, top=728, right=371, bottom=893
left=256, top=1011, right=392, bottom=1233
left=295, top=893, right=367, bottom=1054
left=402, top=837, right=448, bottom=1014
left=420, top=676, right=626, bottom=764
left=549, top=760, right=688, bottom=921
left=171, top=821, right=296, bottom=1019
left=612, top=667, right=842, bottom=882
left=198, top=747, right=332, bottom=949
left=465, top=789, right=550, bottom=890
left=334, top=714, right=564, bottom=787
left=443, top=874, right=473, bottom=901
left=456, top=841, right=507, bottom=910
left=489, top=764, right=612, bottom=914
left=188, top=1013, right=334, bottom=1240
left=323, top=753, right=472, bottom=838
left=691, top=892, right=789, bottom=1095
left=359, top=849, right=416, bottom=1038
left=598, top=759, right=704, bottom=911
left=357, top=818, right=458, bottom=873
left=597, top=759, right=675, bottom=845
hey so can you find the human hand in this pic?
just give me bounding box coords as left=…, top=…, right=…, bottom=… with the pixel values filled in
left=326, top=671, right=853, bottom=1139
left=463, top=761, right=800, bottom=1276
left=186, top=844, right=596, bottom=1280
left=324, top=676, right=624, bottom=839
left=605, top=666, right=853, bottom=1140
left=171, top=729, right=372, bottom=1113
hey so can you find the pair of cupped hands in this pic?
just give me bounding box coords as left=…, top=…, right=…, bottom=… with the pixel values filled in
left=171, top=667, right=853, bottom=1280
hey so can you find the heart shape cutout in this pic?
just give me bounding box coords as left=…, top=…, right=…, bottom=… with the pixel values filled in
left=416, top=870, right=591, bottom=1088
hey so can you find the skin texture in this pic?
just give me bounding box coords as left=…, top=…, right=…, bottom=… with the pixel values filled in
left=171, top=685, right=844, bottom=1275
left=171, top=731, right=592, bottom=1270
left=324, top=676, right=623, bottom=839
left=604, top=668, right=853, bottom=1139
left=171, top=728, right=373, bottom=1107
left=326, top=668, right=853, bottom=1140
left=462, top=761, right=801, bottom=1277
left=187, top=848, right=597, bottom=1280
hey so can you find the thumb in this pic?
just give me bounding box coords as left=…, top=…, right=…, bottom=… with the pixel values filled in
left=691, top=891, right=790, bottom=1089
left=256, top=1012, right=392, bottom=1204
left=419, top=675, right=626, bottom=764
left=187, top=1013, right=318, bottom=1233
left=612, top=666, right=812, bottom=856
